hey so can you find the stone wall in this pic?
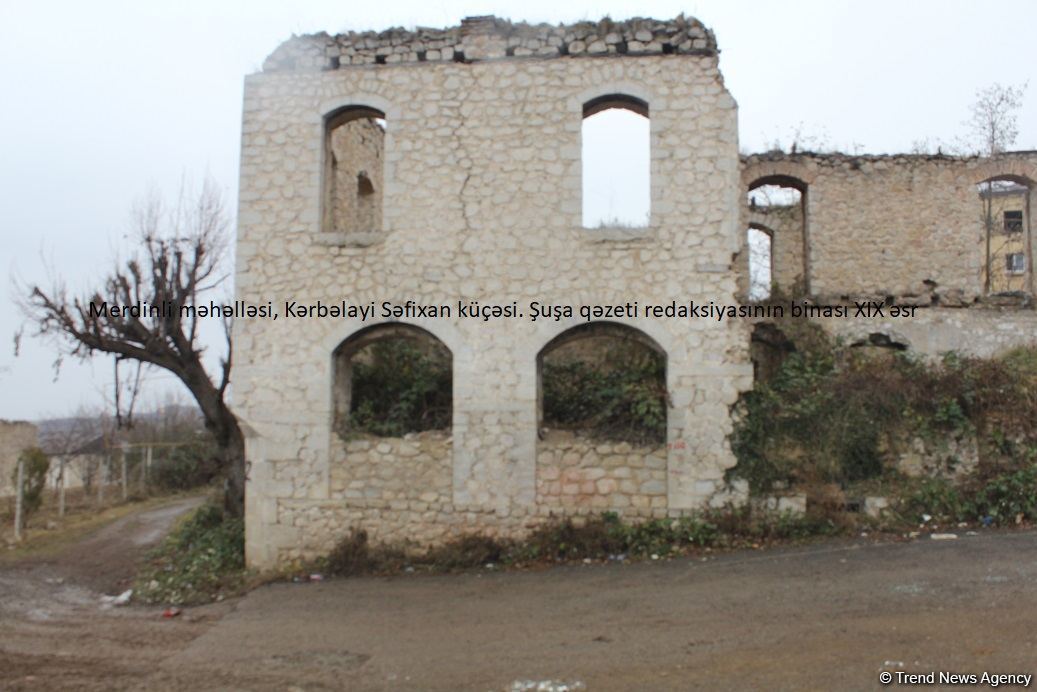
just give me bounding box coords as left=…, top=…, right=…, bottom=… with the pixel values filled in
left=329, top=432, right=451, bottom=507
left=0, top=421, right=39, bottom=497
left=236, top=15, right=752, bottom=569
left=536, top=432, right=667, bottom=517
left=740, top=152, right=1037, bottom=303
left=816, top=306, right=1037, bottom=358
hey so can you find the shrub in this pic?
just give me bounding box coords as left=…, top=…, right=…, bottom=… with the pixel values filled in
left=966, top=464, right=1037, bottom=524
left=425, top=534, right=507, bottom=569
left=900, top=463, right=1037, bottom=526
left=150, top=437, right=222, bottom=491
left=323, top=529, right=408, bottom=576
left=349, top=339, right=451, bottom=436
left=542, top=343, right=666, bottom=444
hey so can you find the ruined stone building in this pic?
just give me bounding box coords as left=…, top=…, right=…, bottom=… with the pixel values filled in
left=234, top=16, right=1037, bottom=568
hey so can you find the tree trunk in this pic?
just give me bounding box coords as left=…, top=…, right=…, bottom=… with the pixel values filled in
left=222, top=429, right=247, bottom=518
left=183, top=360, right=246, bottom=517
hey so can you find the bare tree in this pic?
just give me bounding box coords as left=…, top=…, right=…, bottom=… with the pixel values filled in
left=965, top=83, right=1027, bottom=155
left=19, top=181, right=246, bottom=516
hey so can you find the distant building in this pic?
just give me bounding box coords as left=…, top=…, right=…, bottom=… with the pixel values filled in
left=0, top=420, right=39, bottom=497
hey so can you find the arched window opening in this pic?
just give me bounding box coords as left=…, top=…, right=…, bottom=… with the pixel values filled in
left=582, top=95, right=650, bottom=229
left=747, top=176, right=808, bottom=294
left=748, top=226, right=773, bottom=302
left=332, top=324, right=451, bottom=439
left=323, top=106, right=386, bottom=235
left=977, top=176, right=1032, bottom=294
left=535, top=322, right=668, bottom=516
left=537, top=322, right=666, bottom=445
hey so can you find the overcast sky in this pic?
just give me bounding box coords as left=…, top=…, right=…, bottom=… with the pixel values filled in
left=1, top=0, right=1035, bottom=421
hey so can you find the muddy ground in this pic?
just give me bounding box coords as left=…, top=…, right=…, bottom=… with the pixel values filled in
left=1, top=500, right=1035, bottom=691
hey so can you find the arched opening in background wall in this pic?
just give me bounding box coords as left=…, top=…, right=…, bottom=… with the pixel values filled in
left=747, top=224, right=774, bottom=301
left=331, top=323, right=452, bottom=439
left=535, top=322, right=668, bottom=515
left=977, top=175, right=1032, bottom=295
left=323, top=106, right=386, bottom=235
left=747, top=176, right=808, bottom=295
left=582, top=95, right=650, bottom=229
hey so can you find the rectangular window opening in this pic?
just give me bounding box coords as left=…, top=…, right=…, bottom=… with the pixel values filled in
left=1004, top=210, right=1024, bottom=233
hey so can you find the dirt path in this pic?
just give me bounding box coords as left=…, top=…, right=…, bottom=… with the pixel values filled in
left=3, top=513, right=1036, bottom=691
left=0, top=496, right=223, bottom=690
left=7, top=496, right=206, bottom=594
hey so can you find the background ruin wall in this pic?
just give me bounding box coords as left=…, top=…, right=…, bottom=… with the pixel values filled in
left=739, top=151, right=1037, bottom=357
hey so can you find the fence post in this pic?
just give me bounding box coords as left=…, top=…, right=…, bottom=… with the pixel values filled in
left=138, top=446, right=146, bottom=493
left=98, top=455, right=107, bottom=505
left=121, top=450, right=128, bottom=501
left=58, top=457, right=66, bottom=518
left=13, top=455, right=25, bottom=541
left=145, top=445, right=152, bottom=486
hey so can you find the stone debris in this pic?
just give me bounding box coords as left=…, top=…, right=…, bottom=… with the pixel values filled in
left=509, top=681, right=586, bottom=692
left=99, top=589, right=133, bottom=607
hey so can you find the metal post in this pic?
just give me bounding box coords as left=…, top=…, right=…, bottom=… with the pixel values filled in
left=13, top=456, right=24, bottom=541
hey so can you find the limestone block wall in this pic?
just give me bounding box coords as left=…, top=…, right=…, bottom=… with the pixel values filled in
left=536, top=432, right=667, bottom=517
left=0, top=421, right=39, bottom=497
left=329, top=432, right=451, bottom=508
left=740, top=152, right=1037, bottom=302
left=235, top=16, right=753, bottom=568
left=817, top=306, right=1037, bottom=358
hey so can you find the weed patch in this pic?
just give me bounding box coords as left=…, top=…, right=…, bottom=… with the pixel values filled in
left=320, top=508, right=840, bottom=578
left=134, top=503, right=245, bottom=605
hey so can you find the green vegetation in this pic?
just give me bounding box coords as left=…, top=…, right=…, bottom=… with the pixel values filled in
left=542, top=342, right=666, bottom=444
left=902, top=463, right=1037, bottom=525
left=150, top=436, right=223, bottom=491
left=134, top=502, right=245, bottom=605
left=349, top=339, right=452, bottom=436
left=731, top=324, right=1037, bottom=494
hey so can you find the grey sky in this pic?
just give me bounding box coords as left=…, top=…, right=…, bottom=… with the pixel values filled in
left=1, top=0, right=1035, bottom=421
